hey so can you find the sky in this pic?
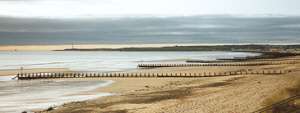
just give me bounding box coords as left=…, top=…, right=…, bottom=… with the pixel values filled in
left=0, top=0, right=300, bottom=45
left=0, top=0, right=300, bottom=18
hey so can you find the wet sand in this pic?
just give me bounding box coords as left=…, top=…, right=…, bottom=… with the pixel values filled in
left=34, top=56, right=300, bottom=113
left=0, top=75, right=113, bottom=113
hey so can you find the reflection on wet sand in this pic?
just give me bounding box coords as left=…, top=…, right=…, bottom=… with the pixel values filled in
left=0, top=77, right=113, bottom=113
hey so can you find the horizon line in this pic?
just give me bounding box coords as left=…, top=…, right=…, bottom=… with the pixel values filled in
left=2, top=13, right=300, bottom=20
left=0, top=43, right=299, bottom=51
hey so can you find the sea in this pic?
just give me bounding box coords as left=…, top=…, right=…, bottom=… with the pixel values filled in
left=0, top=51, right=260, bottom=72
left=0, top=51, right=259, bottom=113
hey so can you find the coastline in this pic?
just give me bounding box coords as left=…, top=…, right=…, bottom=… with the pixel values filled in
left=0, top=51, right=299, bottom=113
left=0, top=43, right=238, bottom=51
left=36, top=55, right=300, bottom=113
left=0, top=44, right=299, bottom=51
left=30, top=80, right=115, bottom=113
left=0, top=75, right=115, bottom=113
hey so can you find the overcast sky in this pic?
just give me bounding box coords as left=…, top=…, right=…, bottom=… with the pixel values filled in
left=0, top=0, right=300, bottom=18
left=0, top=0, right=300, bottom=45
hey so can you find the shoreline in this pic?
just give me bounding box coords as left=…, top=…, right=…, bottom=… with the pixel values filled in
left=0, top=76, right=115, bottom=113
left=0, top=51, right=262, bottom=76
left=36, top=55, right=300, bottom=113
left=0, top=51, right=299, bottom=113
left=31, top=80, right=115, bottom=113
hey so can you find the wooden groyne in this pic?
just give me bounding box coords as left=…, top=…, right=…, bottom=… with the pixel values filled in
left=138, top=61, right=297, bottom=68
left=15, top=69, right=293, bottom=80
left=186, top=59, right=300, bottom=63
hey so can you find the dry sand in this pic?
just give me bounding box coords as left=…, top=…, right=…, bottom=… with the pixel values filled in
left=33, top=56, right=300, bottom=113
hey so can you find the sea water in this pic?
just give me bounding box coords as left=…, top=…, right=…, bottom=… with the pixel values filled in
left=0, top=51, right=259, bottom=72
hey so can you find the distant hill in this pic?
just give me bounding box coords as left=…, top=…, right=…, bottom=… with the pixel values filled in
left=58, top=44, right=300, bottom=53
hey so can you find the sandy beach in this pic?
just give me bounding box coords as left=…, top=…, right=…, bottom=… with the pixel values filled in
left=1, top=1, right=300, bottom=112
left=18, top=55, right=298, bottom=113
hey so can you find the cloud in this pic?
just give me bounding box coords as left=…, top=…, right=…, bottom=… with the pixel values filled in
left=0, top=16, right=300, bottom=45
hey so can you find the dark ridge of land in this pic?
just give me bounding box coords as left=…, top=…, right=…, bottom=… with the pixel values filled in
left=55, top=44, right=300, bottom=52
left=214, top=52, right=299, bottom=62
left=187, top=52, right=299, bottom=63
left=55, top=44, right=300, bottom=61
